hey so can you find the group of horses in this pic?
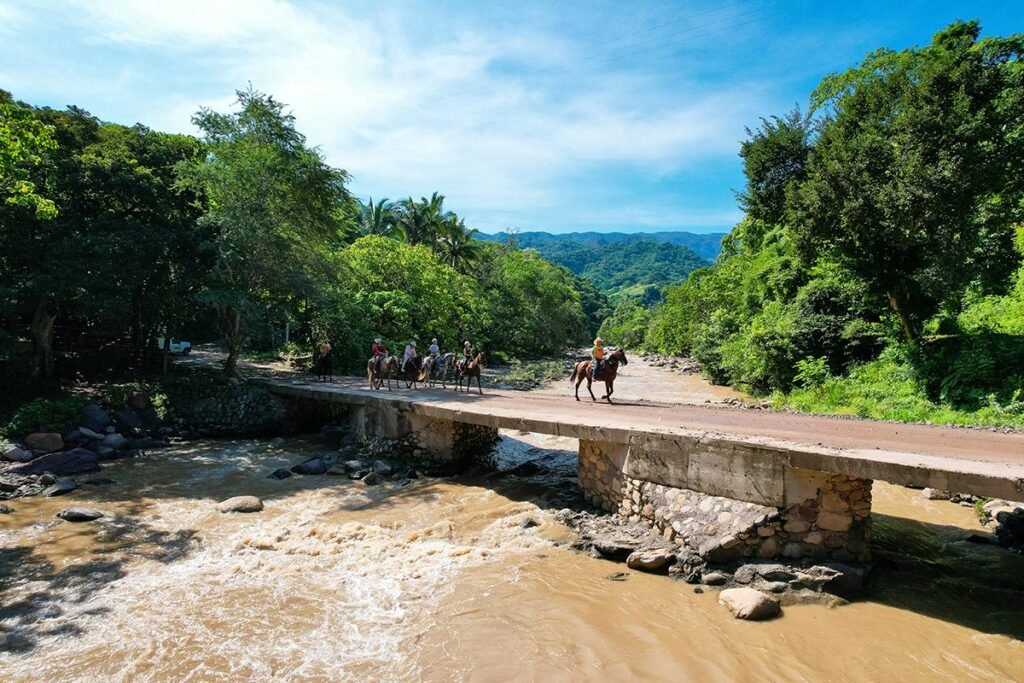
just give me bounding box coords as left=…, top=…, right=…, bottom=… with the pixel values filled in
left=365, top=346, right=630, bottom=403
left=367, top=351, right=485, bottom=393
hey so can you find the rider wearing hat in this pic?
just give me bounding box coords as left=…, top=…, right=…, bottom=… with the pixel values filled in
left=429, top=338, right=440, bottom=357
left=372, top=336, right=388, bottom=374
left=591, top=337, right=605, bottom=380
left=402, top=340, right=417, bottom=373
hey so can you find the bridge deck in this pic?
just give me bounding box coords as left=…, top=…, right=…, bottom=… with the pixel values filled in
left=267, top=379, right=1024, bottom=501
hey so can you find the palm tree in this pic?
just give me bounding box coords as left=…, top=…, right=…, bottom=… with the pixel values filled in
left=437, top=214, right=483, bottom=273
left=395, top=192, right=447, bottom=246
left=358, top=197, right=399, bottom=238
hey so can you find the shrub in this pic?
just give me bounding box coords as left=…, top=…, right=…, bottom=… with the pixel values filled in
left=2, top=396, right=88, bottom=437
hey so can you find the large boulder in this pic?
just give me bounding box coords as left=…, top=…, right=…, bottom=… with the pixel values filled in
left=626, top=548, right=676, bottom=573
left=42, top=479, right=77, bottom=497
left=103, top=433, right=129, bottom=450
left=81, top=403, right=111, bottom=433
left=718, top=588, right=781, bottom=621
left=113, top=409, right=145, bottom=433
left=57, top=508, right=107, bottom=522
left=291, top=457, right=328, bottom=476
left=1, top=444, right=35, bottom=463
left=77, top=427, right=105, bottom=440
left=23, top=432, right=64, bottom=454
left=9, top=448, right=99, bottom=476
left=217, top=496, right=264, bottom=513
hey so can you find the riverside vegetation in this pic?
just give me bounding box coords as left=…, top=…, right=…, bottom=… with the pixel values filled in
left=599, top=21, right=1024, bottom=429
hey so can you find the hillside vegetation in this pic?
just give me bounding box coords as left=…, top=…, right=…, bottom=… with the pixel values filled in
left=630, top=21, right=1024, bottom=426
left=482, top=231, right=711, bottom=302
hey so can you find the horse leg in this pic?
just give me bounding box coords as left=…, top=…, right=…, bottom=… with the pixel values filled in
left=586, top=377, right=596, bottom=401
left=604, top=380, right=613, bottom=403
left=476, top=373, right=482, bottom=395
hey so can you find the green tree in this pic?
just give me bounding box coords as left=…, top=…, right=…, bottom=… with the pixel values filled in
left=436, top=213, right=483, bottom=273
left=736, top=107, right=813, bottom=227
left=395, top=191, right=446, bottom=246
left=0, top=90, right=56, bottom=219
left=795, top=21, right=1024, bottom=341
left=357, top=196, right=400, bottom=239
left=176, top=87, right=352, bottom=375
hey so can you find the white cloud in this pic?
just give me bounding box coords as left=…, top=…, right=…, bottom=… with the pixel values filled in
left=21, top=0, right=777, bottom=230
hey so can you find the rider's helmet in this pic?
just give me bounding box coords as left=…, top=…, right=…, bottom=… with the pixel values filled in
left=431, top=338, right=438, bottom=344
left=594, top=337, right=604, bottom=346
left=464, top=340, right=471, bottom=348
left=410, top=340, right=417, bottom=346
left=375, top=336, right=382, bottom=343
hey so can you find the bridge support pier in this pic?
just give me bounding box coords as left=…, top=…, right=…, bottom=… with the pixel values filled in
left=348, top=405, right=498, bottom=464
left=578, top=438, right=872, bottom=563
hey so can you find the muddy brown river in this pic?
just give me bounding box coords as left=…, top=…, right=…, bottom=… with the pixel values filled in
left=1, top=431, right=1022, bottom=681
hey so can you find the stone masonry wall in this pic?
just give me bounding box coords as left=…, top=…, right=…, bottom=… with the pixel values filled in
left=579, top=440, right=873, bottom=563
left=578, top=439, right=626, bottom=511
left=619, top=471, right=872, bottom=563
left=164, top=379, right=307, bottom=436
left=349, top=405, right=497, bottom=465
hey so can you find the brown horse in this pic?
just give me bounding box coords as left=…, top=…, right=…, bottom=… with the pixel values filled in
left=369, top=355, right=399, bottom=390
left=570, top=348, right=628, bottom=402
left=455, top=352, right=485, bottom=394
left=398, top=355, right=423, bottom=389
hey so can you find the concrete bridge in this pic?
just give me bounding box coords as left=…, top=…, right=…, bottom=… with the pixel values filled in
left=267, top=379, right=1024, bottom=563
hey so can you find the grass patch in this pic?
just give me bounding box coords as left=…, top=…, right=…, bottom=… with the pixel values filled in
left=2, top=396, right=88, bottom=438
left=774, top=351, right=1024, bottom=429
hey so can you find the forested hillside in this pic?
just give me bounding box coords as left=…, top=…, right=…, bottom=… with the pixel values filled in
left=480, top=230, right=726, bottom=260
left=0, top=87, right=606, bottom=388
left=637, top=22, right=1024, bottom=426
left=481, top=231, right=711, bottom=302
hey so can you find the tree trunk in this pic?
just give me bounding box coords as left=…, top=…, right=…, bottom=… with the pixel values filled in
left=886, top=291, right=916, bottom=342
left=30, top=299, right=57, bottom=379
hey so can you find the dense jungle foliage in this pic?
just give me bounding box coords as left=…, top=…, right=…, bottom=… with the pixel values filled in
left=635, top=21, right=1024, bottom=423
left=0, top=86, right=603, bottom=388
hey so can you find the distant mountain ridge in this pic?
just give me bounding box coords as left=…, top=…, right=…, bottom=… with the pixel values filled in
left=479, top=230, right=723, bottom=302
left=478, top=230, right=726, bottom=261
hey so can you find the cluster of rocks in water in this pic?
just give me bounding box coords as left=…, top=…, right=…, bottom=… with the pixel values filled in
left=921, top=487, right=1024, bottom=552
left=556, top=508, right=866, bottom=620
left=638, top=352, right=701, bottom=375
left=0, top=394, right=173, bottom=506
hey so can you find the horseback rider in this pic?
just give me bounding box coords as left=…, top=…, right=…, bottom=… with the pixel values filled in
left=460, top=340, right=473, bottom=372
left=402, top=340, right=417, bottom=373
left=591, top=337, right=605, bottom=380
left=429, top=338, right=440, bottom=357
left=372, top=336, right=388, bottom=374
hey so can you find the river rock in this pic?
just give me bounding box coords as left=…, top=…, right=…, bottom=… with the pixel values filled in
left=0, top=503, right=12, bottom=513
left=372, top=460, right=394, bottom=477
left=57, top=507, right=107, bottom=522
left=77, top=426, right=104, bottom=440
left=291, top=457, right=328, bottom=476
left=23, top=432, right=64, bottom=453
left=362, top=471, right=381, bottom=485
left=626, top=548, right=675, bottom=572
left=2, top=445, right=34, bottom=463
left=82, top=403, right=111, bottom=432
left=922, top=488, right=952, bottom=500
left=43, top=479, right=77, bottom=497
left=734, top=563, right=796, bottom=585
left=217, top=496, right=264, bottom=513
left=702, top=571, right=729, bottom=586
left=113, top=408, right=145, bottom=432
left=268, top=468, right=293, bottom=480
left=103, top=433, right=129, bottom=450
left=719, top=588, right=781, bottom=620
left=9, top=448, right=99, bottom=476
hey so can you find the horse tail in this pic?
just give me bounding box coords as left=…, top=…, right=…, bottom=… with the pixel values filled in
left=569, top=365, right=578, bottom=383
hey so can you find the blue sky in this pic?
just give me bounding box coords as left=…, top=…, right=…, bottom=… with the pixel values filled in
left=0, top=1, right=1020, bottom=234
